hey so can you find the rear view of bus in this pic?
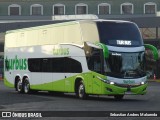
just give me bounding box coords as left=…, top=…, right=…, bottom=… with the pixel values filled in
left=96, top=20, right=158, bottom=99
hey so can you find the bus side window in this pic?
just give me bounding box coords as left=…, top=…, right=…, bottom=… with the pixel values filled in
left=52, top=58, right=64, bottom=73
left=87, top=54, right=101, bottom=74
left=28, top=57, right=82, bottom=73
left=28, top=58, right=41, bottom=72
left=42, top=58, right=52, bottom=72
left=65, top=58, right=82, bottom=73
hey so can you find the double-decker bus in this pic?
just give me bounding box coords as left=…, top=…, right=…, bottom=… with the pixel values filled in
left=4, top=20, right=158, bottom=100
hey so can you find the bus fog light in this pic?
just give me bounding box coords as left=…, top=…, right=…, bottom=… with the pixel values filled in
left=110, top=82, right=115, bottom=85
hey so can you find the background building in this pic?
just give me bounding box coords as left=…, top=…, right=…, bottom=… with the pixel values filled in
left=0, top=0, right=160, bottom=78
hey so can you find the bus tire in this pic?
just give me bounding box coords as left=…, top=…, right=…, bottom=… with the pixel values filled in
left=114, top=95, right=124, bottom=100
left=77, top=81, right=88, bottom=99
left=23, top=78, right=30, bottom=94
left=16, top=78, right=23, bottom=93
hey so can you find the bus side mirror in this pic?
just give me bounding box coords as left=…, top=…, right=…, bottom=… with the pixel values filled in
left=144, top=44, right=159, bottom=60
left=96, top=42, right=109, bottom=58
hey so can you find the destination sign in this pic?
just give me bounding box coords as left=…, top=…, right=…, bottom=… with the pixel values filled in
left=117, top=40, right=132, bottom=45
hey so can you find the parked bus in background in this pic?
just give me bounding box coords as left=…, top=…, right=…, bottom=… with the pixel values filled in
left=4, top=20, right=158, bottom=100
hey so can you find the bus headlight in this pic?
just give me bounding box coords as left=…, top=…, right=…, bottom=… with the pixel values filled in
left=141, top=82, right=145, bottom=85
left=110, top=82, right=115, bottom=85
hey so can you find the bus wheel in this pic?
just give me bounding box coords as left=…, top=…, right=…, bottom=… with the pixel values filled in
left=16, top=79, right=23, bottom=93
left=114, top=95, right=124, bottom=100
left=77, top=81, right=87, bottom=99
left=23, top=78, right=30, bottom=94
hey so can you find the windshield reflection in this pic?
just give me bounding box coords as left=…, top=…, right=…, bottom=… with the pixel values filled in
left=105, top=52, right=146, bottom=78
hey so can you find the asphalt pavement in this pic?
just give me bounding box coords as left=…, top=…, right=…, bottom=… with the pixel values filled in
left=0, top=80, right=160, bottom=120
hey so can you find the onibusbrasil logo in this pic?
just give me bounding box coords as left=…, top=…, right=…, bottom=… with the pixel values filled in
left=5, top=55, right=27, bottom=71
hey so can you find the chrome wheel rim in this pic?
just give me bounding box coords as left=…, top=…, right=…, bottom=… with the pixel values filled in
left=24, top=82, right=29, bottom=93
left=79, top=84, right=84, bottom=98
left=17, top=80, right=21, bottom=92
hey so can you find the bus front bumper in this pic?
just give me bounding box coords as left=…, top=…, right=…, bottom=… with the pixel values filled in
left=102, top=82, right=148, bottom=95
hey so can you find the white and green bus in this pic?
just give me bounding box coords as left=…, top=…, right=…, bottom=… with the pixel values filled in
left=4, top=20, right=158, bottom=100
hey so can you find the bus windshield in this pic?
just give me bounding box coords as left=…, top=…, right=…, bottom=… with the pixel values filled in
left=96, top=21, right=143, bottom=47
left=105, top=52, right=146, bottom=78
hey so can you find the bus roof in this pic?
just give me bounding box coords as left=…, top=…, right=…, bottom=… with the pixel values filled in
left=6, top=19, right=133, bottom=34
left=5, top=19, right=135, bottom=48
